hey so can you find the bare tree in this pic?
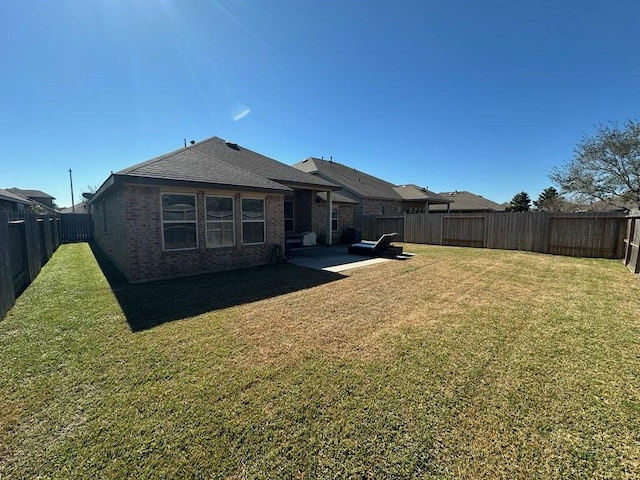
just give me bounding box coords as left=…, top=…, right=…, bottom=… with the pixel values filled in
left=550, top=120, right=640, bottom=210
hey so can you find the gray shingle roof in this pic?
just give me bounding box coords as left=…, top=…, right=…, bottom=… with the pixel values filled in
left=192, top=138, right=338, bottom=189
left=430, top=191, right=505, bottom=212
left=116, top=146, right=291, bottom=193
left=0, top=188, right=33, bottom=205
left=294, top=157, right=402, bottom=200
left=393, top=185, right=452, bottom=204
left=7, top=188, right=54, bottom=200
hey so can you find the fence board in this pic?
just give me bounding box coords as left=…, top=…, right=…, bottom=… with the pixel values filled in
left=548, top=214, right=626, bottom=258
left=376, top=216, right=404, bottom=241
left=60, top=214, right=93, bottom=242
left=1, top=213, right=62, bottom=321
left=0, top=210, right=15, bottom=321
left=404, top=211, right=628, bottom=259
left=9, top=221, right=28, bottom=293
left=353, top=215, right=404, bottom=241
left=24, top=213, right=41, bottom=284
left=354, top=214, right=376, bottom=241
left=442, top=214, right=484, bottom=247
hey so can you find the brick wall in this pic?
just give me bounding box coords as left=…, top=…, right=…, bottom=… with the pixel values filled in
left=92, top=186, right=130, bottom=279
left=335, top=204, right=355, bottom=243
left=96, top=183, right=285, bottom=283
left=310, top=194, right=334, bottom=244
left=312, top=201, right=355, bottom=243
left=360, top=198, right=404, bottom=216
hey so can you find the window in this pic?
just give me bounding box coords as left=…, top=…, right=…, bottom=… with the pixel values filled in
left=161, top=193, right=197, bottom=250
left=284, top=200, right=294, bottom=233
left=206, top=196, right=235, bottom=247
left=242, top=198, right=265, bottom=244
left=331, top=207, right=338, bottom=232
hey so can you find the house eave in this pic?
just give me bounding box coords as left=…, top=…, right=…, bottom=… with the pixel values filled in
left=98, top=174, right=292, bottom=197
left=277, top=180, right=340, bottom=191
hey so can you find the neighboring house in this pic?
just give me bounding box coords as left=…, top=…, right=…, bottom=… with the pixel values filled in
left=7, top=188, right=56, bottom=210
left=293, top=157, right=451, bottom=241
left=88, top=137, right=338, bottom=283
left=58, top=201, right=89, bottom=214
left=578, top=198, right=637, bottom=213
left=430, top=191, right=506, bottom=213
left=0, top=188, right=33, bottom=218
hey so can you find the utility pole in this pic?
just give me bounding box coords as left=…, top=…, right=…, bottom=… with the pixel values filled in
left=69, top=168, right=75, bottom=213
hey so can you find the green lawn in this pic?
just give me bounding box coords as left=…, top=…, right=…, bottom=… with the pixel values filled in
left=1, top=243, right=639, bottom=479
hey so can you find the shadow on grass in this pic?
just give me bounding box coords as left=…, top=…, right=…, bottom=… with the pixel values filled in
left=90, top=243, right=345, bottom=332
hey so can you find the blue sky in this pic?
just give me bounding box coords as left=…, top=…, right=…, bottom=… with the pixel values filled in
left=2, top=0, right=639, bottom=208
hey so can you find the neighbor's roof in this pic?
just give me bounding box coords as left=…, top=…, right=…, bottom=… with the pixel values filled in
left=393, top=185, right=452, bottom=204
left=431, top=191, right=505, bottom=212
left=58, top=201, right=89, bottom=214
left=116, top=146, right=291, bottom=193
left=0, top=188, right=33, bottom=205
left=7, top=188, right=55, bottom=200
left=192, top=137, right=338, bottom=190
left=294, top=157, right=402, bottom=200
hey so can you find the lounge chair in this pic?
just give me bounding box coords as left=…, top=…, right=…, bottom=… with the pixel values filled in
left=348, top=232, right=403, bottom=258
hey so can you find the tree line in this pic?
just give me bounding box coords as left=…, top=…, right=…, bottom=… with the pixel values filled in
left=508, top=120, right=640, bottom=213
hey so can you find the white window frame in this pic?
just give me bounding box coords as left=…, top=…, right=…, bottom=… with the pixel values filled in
left=161, top=192, right=198, bottom=251
left=205, top=195, right=235, bottom=248
left=241, top=197, right=266, bottom=245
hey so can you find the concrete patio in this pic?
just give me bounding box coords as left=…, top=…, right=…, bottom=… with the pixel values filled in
left=286, top=245, right=402, bottom=273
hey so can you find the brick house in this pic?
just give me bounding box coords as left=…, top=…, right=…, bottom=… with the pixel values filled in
left=293, top=157, right=451, bottom=241
left=88, top=137, right=338, bottom=283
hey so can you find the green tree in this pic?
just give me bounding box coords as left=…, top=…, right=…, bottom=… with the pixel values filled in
left=507, top=191, right=531, bottom=212
left=550, top=120, right=640, bottom=210
left=534, top=187, right=564, bottom=211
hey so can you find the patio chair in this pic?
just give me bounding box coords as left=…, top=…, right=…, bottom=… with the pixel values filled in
left=347, top=232, right=403, bottom=258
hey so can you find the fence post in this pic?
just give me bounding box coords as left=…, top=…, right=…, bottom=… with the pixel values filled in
left=0, top=210, right=16, bottom=321
left=24, top=213, right=41, bottom=283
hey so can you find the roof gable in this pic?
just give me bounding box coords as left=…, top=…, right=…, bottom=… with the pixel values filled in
left=192, top=137, right=337, bottom=190
left=294, top=157, right=402, bottom=200
left=115, top=146, right=290, bottom=193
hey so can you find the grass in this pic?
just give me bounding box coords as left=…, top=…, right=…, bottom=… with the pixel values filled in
left=1, top=242, right=639, bottom=479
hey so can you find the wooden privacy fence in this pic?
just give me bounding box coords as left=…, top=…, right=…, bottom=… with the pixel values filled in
left=60, top=213, right=93, bottom=243
left=623, top=212, right=640, bottom=274
left=404, top=211, right=628, bottom=259
left=0, top=211, right=62, bottom=321
left=354, top=214, right=404, bottom=241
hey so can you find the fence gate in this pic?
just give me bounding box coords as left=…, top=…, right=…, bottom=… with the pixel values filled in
left=60, top=214, right=93, bottom=242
